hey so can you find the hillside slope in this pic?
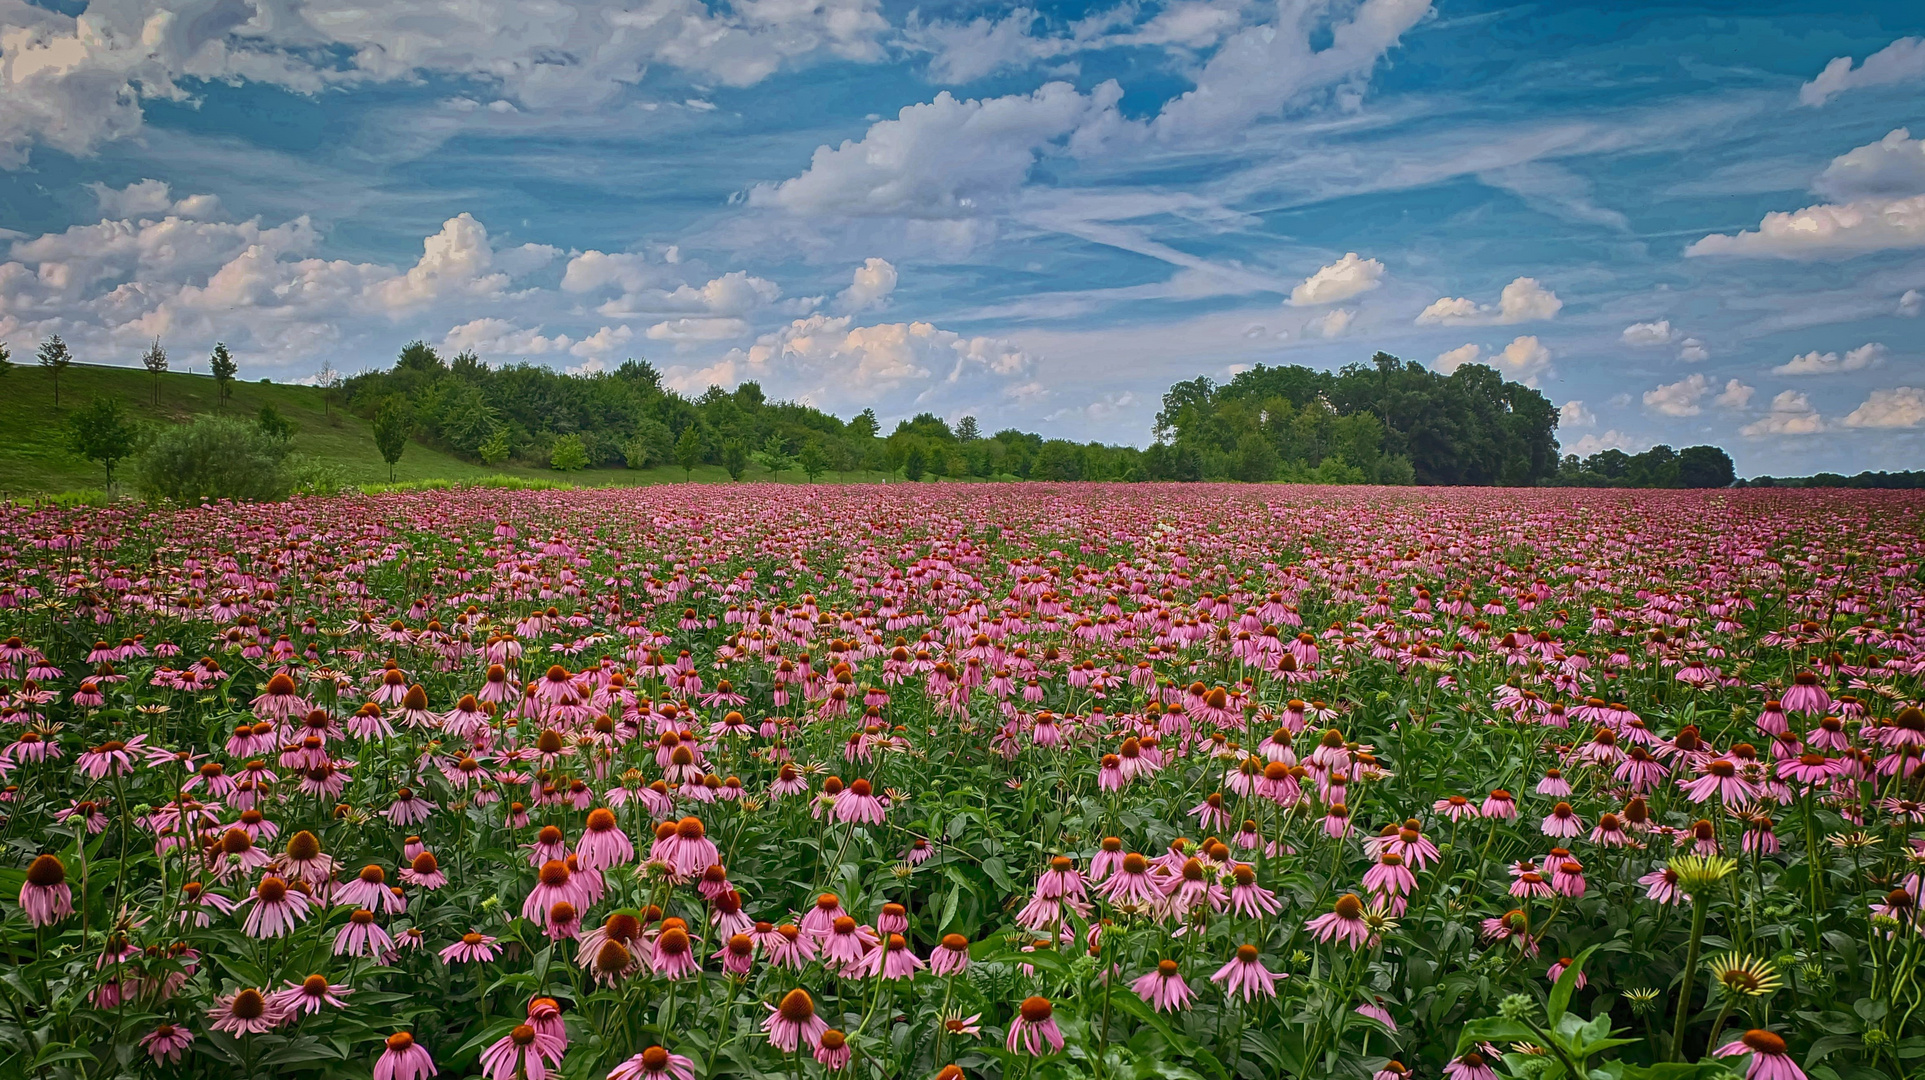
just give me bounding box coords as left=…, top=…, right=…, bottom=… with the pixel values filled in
left=0, top=363, right=881, bottom=495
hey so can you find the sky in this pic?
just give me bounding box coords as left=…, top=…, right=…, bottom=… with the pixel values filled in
left=1, top=1, right=1923, bottom=474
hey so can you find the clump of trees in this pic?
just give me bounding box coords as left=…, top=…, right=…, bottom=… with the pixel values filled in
left=1549, top=444, right=1735, bottom=488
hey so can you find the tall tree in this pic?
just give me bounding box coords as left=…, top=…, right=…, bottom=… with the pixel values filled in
left=721, top=438, right=749, bottom=481
left=38, top=335, right=71, bottom=406
left=0, top=341, right=12, bottom=378
left=372, top=396, right=413, bottom=482
left=67, top=396, right=141, bottom=487
left=955, top=415, right=981, bottom=441
left=798, top=439, right=830, bottom=483
left=313, top=359, right=339, bottom=420
left=209, top=343, right=238, bottom=407
left=141, top=336, right=168, bottom=404
left=674, top=426, right=702, bottom=480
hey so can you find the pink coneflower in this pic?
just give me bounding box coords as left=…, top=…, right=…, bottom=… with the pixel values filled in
left=1132, top=959, right=1194, bottom=1012
left=1305, top=894, right=1372, bottom=950
left=903, top=837, right=935, bottom=865
left=651, top=924, right=701, bottom=979
left=1682, top=759, right=1756, bottom=805
left=608, top=1047, right=697, bottom=1080
left=1090, top=836, right=1126, bottom=881
left=1541, top=802, right=1583, bottom=838
left=1716, top=1030, right=1807, bottom=1080
left=814, top=1028, right=851, bottom=1071
left=140, top=1023, right=195, bottom=1064
left=1227, top=863, right=1281, bottom=917
left=823, top=916, right=880, bottom=975
left=1008, top=996, right=1065, bottom=1056
left=1481, top=790, right=1516, bottom=820
left=270, top=974, right=353, bottom=1016
left=480, top=1023, right=565, bottom=1080
left=1098, top=852, right=1162, bottom=908
left=1535, top=769, right=1572, bottom=797
left=19, top=854, right=72, bottom=927
left=1210, top=944, right=1278, bottom=1001
left=1445, top=1051, right=1499, bottom=1080
left=209, top=988, right=284, bottom=1036
left=384, top=788, right=437, bottom=826
left=1551, top=859, right=1587, bottom=899
left=1364, top=852, right=1417, bottom=898
left=375, top=1032, right=437, bottom=1080
left=1546, top=957, right=1587, bottom=989
left=716, top=932, right=756, bottom=975
left=1434, top=794, right=1475, bottom=822
left=440, top=931, right=501, bottom=965
left=931, top=932, right=971, bottom=975
left=335, top=909, right=394, bottom=958
left=1639, top=866, right=1688, bottom=905
left=337, top=865, right=405, bottom=914
left=576, top=808, right=634, bottom=871
left=879, top=933, right=926, bottom=979
left=764, top=923, right=817, bottom=969
left=1356, top=1000, right=1397, bottom=1030
left=77, top=736, right=144, bottom=780
left=239, top=876, right=312, bottom=939
left=1781, top=672, right=1830, bottom=716
left=834, top=778, right=886, bottom=825
left=765, top=988, right=829, bottom=1051
left=522, top=861, right=583, bottom=926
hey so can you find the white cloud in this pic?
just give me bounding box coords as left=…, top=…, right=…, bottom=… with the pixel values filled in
left=1800, top=37, right=1925, bottom=107
left=910, top=8, right=1069, bottom=84
left=1490, top=335, right=1552, bottom=386
left=1433, top=342, right=1480, bottom=374
left=1415, top=277, right=1561, bottom=325
left=441, top=318, right=573, bottom=356
left=1558, top=399, right=1595, bottom=428
left=0, top=0, right=892, bottom=167
left=748, top=81, right=1124, bottom=219
left=1687, top=193, right=1925, bottom=259
left=1901, top=289, right=1922, bottom=316
left=1643, top=373, right=1710, bottom=417
left=1568, top=430, right=1634, bottom=456
left=1149, top=0, right=1432, bottom=144
left=1773, top=342, right=1886, bottom=375
left=1844, top=387, right=1925, bottom=428
left=1713, top=378, right=1755, bottom=409
left=646, top=317, right=753, bottom=342
left=663, top=271, right=782, bottom=316
left=1812, top=128, right=1925, bottom=201
left=1620, top=320, right=1674, bottom=346
left=373, top=214, right=512, bottom=311
left=690, top=313, right=1035, bottom=406
left=838, top=257, right=898, bottom=312
left=1312, top=308, right=1355, bottom=338
left=1288, top=252, right=1384, bottom=306
left=1740, top=390, right=1825, bottom=437
left=86, top=179, right=220, bottom=221
left=561, top=250, right=660, bottom=296
left=1677, top=338, right=1709, bottom=363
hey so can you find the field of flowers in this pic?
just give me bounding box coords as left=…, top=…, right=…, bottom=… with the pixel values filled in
left=0, top=482, right=1919, bottom=1080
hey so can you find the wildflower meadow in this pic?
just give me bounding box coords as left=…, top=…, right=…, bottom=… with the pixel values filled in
left=0, top=482, right=1919, bottom=1080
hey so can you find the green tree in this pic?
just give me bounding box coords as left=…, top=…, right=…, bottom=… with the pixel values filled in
left=209, top=343, right=238, bottom=406
left=479, top=425, right=512, bottom=465
left=133, top=415, right=292, bottom=503
left=0, top=342, right=11, bottom=378
left=849, top=408, right=880, bottom=441
left=624, top=418, right=674, bottom=469
left=721, top=438, right=750, bottom=481
left=140, top=336, right=168, bottom=404
left=751, top=434, right=799, bottom=479
left=550, top=433, right=590, bottom=471
left=67, top=397, right=142, bottom=486
left=902, top=443, right=927, bottom=481
left=257, top=403, right=297, bottom=445
left=38, top=335, right=72, bottom=406
left=372, top=396, right=414, bottom=481
left=799, top=439, right=831, bottom=483
left=674, top=426, right=703, bottom=479
left=1678, top=445, right=1735, bottom=488
left=955, top=415, right=980, bottom=441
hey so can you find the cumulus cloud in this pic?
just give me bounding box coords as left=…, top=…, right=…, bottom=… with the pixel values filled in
left=1568, top=430, right=1635, bottom=456
left=372, top=213, right=512, bottom=311
left=0, top=0, right=891, bottom=167
left=1311, top=308, right=1355, bottom=338
left=1844, top=387, right=1925, bottom=428
left=1800, top=37, right=1925, bottom=107
left=663, top=271, right=782, bottom=316
left=87, top=179, right=221, bottom=221
left=682, top=313, right=1034, bottom=405
left=1773, top=342, right=1886, bottom=375
left=1643, top=374, right=1710, bottom=417
left=1688, top=194, right=1925, bottom=258
left=1415, top=277, right=1561, bottom=326
left=441, top=318, right=573, bottom=356
left=748, top=81, right=1124, bottom=219
left=1558, top=399, right=1595, bottom=428
left=838, top=257, right=898, bottom=312
left=1901, top=289, right=1923, bottom=316
left=1741, top=390, right=1825, bottom=437
left=1677, top=338, right=1708, bottom=363
left=1812, top=128, right=1925, bottom=201
left=646, top=317, right=753, bottom=342
left=1714, top=378, right=1755, bottom=409
left=1433, top=343, right=1479, bottom=374
left=1620, top=320, right=1674, bottom=347
left=1489, top=335, right=1552, bottom=386
left=1288, top=252, right=1384, bottom=305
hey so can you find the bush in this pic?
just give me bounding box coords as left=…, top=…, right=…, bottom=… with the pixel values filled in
left=132, top=416, right=293, bottom=503
left=550, top=434, right=590, bottom=471
left=286, top=454, right=348, bottom=497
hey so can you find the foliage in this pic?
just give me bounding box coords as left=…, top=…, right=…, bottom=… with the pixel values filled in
left=209, top=343, right=238, bottom=405
left=130, top=414, right=292, bottom=502
left=798, top=439, right=831, bottom=482
left=549, top=433, right=590, bottom=471
left=140, top=337, right=168, bottom=404
left=371, top=396, right=414, bottom=481
left=1551, top=445, right=1736, bottom=489
left=285, top=453, right=349, bottom=496
left=37, top=334, right=72, bottom=406
left=623, top=419, right=674, bottom=470
left=750, top=435, right=799, bottom=479
left=256, top=403, right=298, bottom=445
left=0, top=341, right=11, bottom=378
left=65, top=396, right=144, bottom=486
left=720, top=437, right=749, bottom=480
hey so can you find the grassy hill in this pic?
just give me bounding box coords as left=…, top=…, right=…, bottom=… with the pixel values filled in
left=0, top=363, right=887, bottom=497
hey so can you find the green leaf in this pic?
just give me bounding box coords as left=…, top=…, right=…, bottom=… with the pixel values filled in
left=1454, top=1017, right=1538, bottom=1057
left=1548, top=944, right=1598, bottom=1026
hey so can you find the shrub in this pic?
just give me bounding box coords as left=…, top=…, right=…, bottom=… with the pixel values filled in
left=550, top=434, right=590, bottom=471
left=132, top=416, right=292, bottom=503
left=286, top=453, right=348, bottom=496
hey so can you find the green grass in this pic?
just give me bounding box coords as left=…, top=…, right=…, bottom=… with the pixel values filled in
left=0, top=364, right=894, bottom=497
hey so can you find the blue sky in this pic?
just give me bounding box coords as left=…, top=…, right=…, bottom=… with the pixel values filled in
left=1, top=0, right=1923, bottom=474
